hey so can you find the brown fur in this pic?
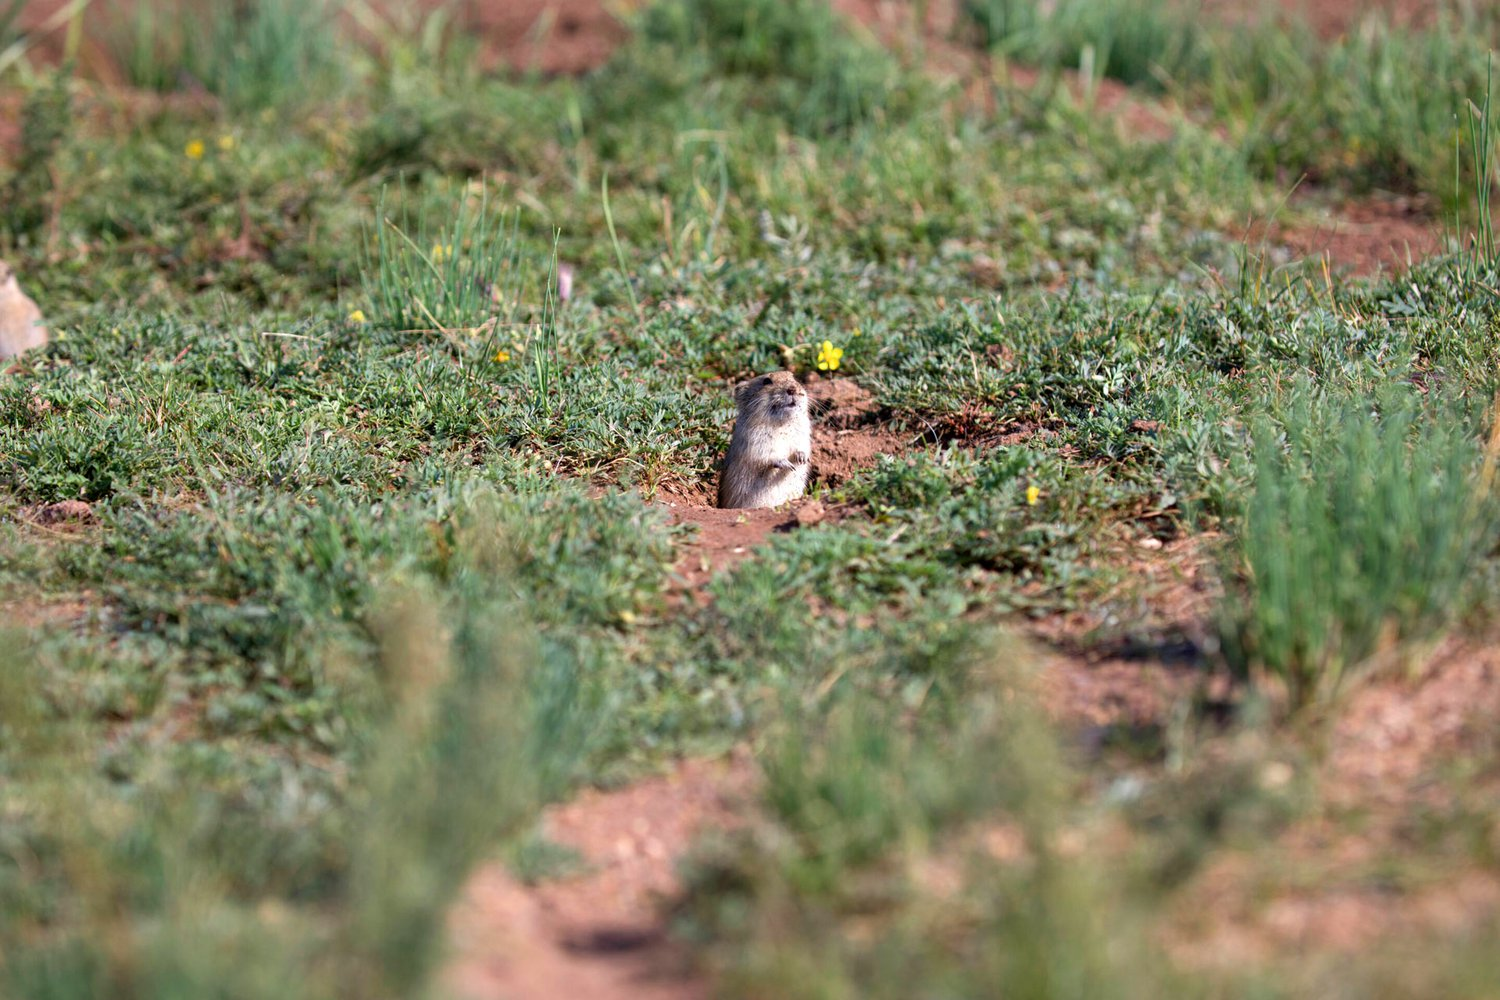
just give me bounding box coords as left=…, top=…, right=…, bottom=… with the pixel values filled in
left=0, top=260, right=48, bottom=360
left=716, top=371, right=812, bottom=509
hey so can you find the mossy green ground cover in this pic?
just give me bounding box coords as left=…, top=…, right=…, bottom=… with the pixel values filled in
left=2, top=0, right=1500, bottom=995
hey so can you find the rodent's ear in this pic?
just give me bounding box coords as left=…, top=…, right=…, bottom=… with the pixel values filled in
left=732, top=378, right=755, bottom=406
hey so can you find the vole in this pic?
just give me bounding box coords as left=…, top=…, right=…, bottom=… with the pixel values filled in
left=716, top=370, right=811, bottom=509
left=0, top=260, right=48, bottom=360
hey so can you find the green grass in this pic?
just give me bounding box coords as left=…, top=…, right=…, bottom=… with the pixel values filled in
left=99, top=0, right=349, bottom=112
left=628, top=0, right=901, bottom=135
left=0, top=518, right=600, bottom=998
left=965, top=0, right=1500, bottom=208
left=2, top=0, right=1500, bottom=995
left=1219, top=381, right=1496, bottom=709
left=360, top=182, right=527, bottom=335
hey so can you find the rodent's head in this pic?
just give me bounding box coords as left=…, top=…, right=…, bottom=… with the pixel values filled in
left=734, top=370, right=808, bottom=423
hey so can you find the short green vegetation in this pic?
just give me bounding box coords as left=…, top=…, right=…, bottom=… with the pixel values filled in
left=3, top=0, right=1499, bottom=997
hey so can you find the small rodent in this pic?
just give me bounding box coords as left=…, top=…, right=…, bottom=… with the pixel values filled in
left=0, top=260, right=48, bottom=360
left=717, top=370, right=812, bottom=509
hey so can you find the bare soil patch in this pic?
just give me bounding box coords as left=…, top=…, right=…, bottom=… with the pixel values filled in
left=1321, top=636, right=1500, bottom=835
left=442, top=0, right=627, bottom=76
left=1259, top=193, right=1445, bottom=278
left=445, top=753, right=757, bottom=1000
left=1207, top=0, right=1443, bottom=40
left=1172, top=636, right=1500, bottom=965
left=663, top=502, right=804, bottom=601
left=1032, top=535, right=1222, bottom=730
left=807, top=374, right=910, bottom=485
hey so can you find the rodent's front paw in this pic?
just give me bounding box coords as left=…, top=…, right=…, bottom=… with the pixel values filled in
left=770, top=458, right=796, bottom=472
left=789, top=449, right=809, bottom=466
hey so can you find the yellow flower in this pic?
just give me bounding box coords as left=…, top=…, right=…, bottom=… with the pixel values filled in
left=816, top=340, right=844, bottom=372
left=492, top=348, right=511, bottom=363
left=1026, top=484, right=1040, bottom=506
left=218, top=134, right=236, bottom=151
left=184, top=139, right=205, bottom=160
left=430, top=243, right=453, bottom=263
left=347, top=309, right=367, bottom=323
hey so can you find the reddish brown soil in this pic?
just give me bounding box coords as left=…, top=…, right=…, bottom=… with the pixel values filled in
left=1261, top=193, right=1445, bottom=278
left=440, top=0, right=627, bottom=76
left=1033, top=535, right=1223, bottom=730
left=1173, top=636, right=1500, bottom=965
left=1209, top=0, right=1444, bottom=40
left=445, top=753, right=756, bottom=1000
left=807, top=374, right=911, bottom=485
left=663, top=502, right=802, bottom=600
left=1322, top=636, right=1500, bottom=836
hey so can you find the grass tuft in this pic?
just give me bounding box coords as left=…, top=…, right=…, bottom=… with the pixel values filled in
left=100, top=0, right=347, bottom=111
left=619, top=0, right=901, bottom=135
left=1219, top=380, right=1496, bottom=709
left=359, top=183, right=526, bottom=337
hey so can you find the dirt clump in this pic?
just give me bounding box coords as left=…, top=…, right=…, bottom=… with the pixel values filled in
left=806, top=372, right=879, bottom=427
left=32, top=500, right=96, bottom=527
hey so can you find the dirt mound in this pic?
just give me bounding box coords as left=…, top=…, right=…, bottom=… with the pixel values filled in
left=812, top=424, right=909, bottom=484
left=806, top=372, right=879, bottom=426
left=664, top=502, right=805, bottom=600
left=805, top=375, right=909, bottom=485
